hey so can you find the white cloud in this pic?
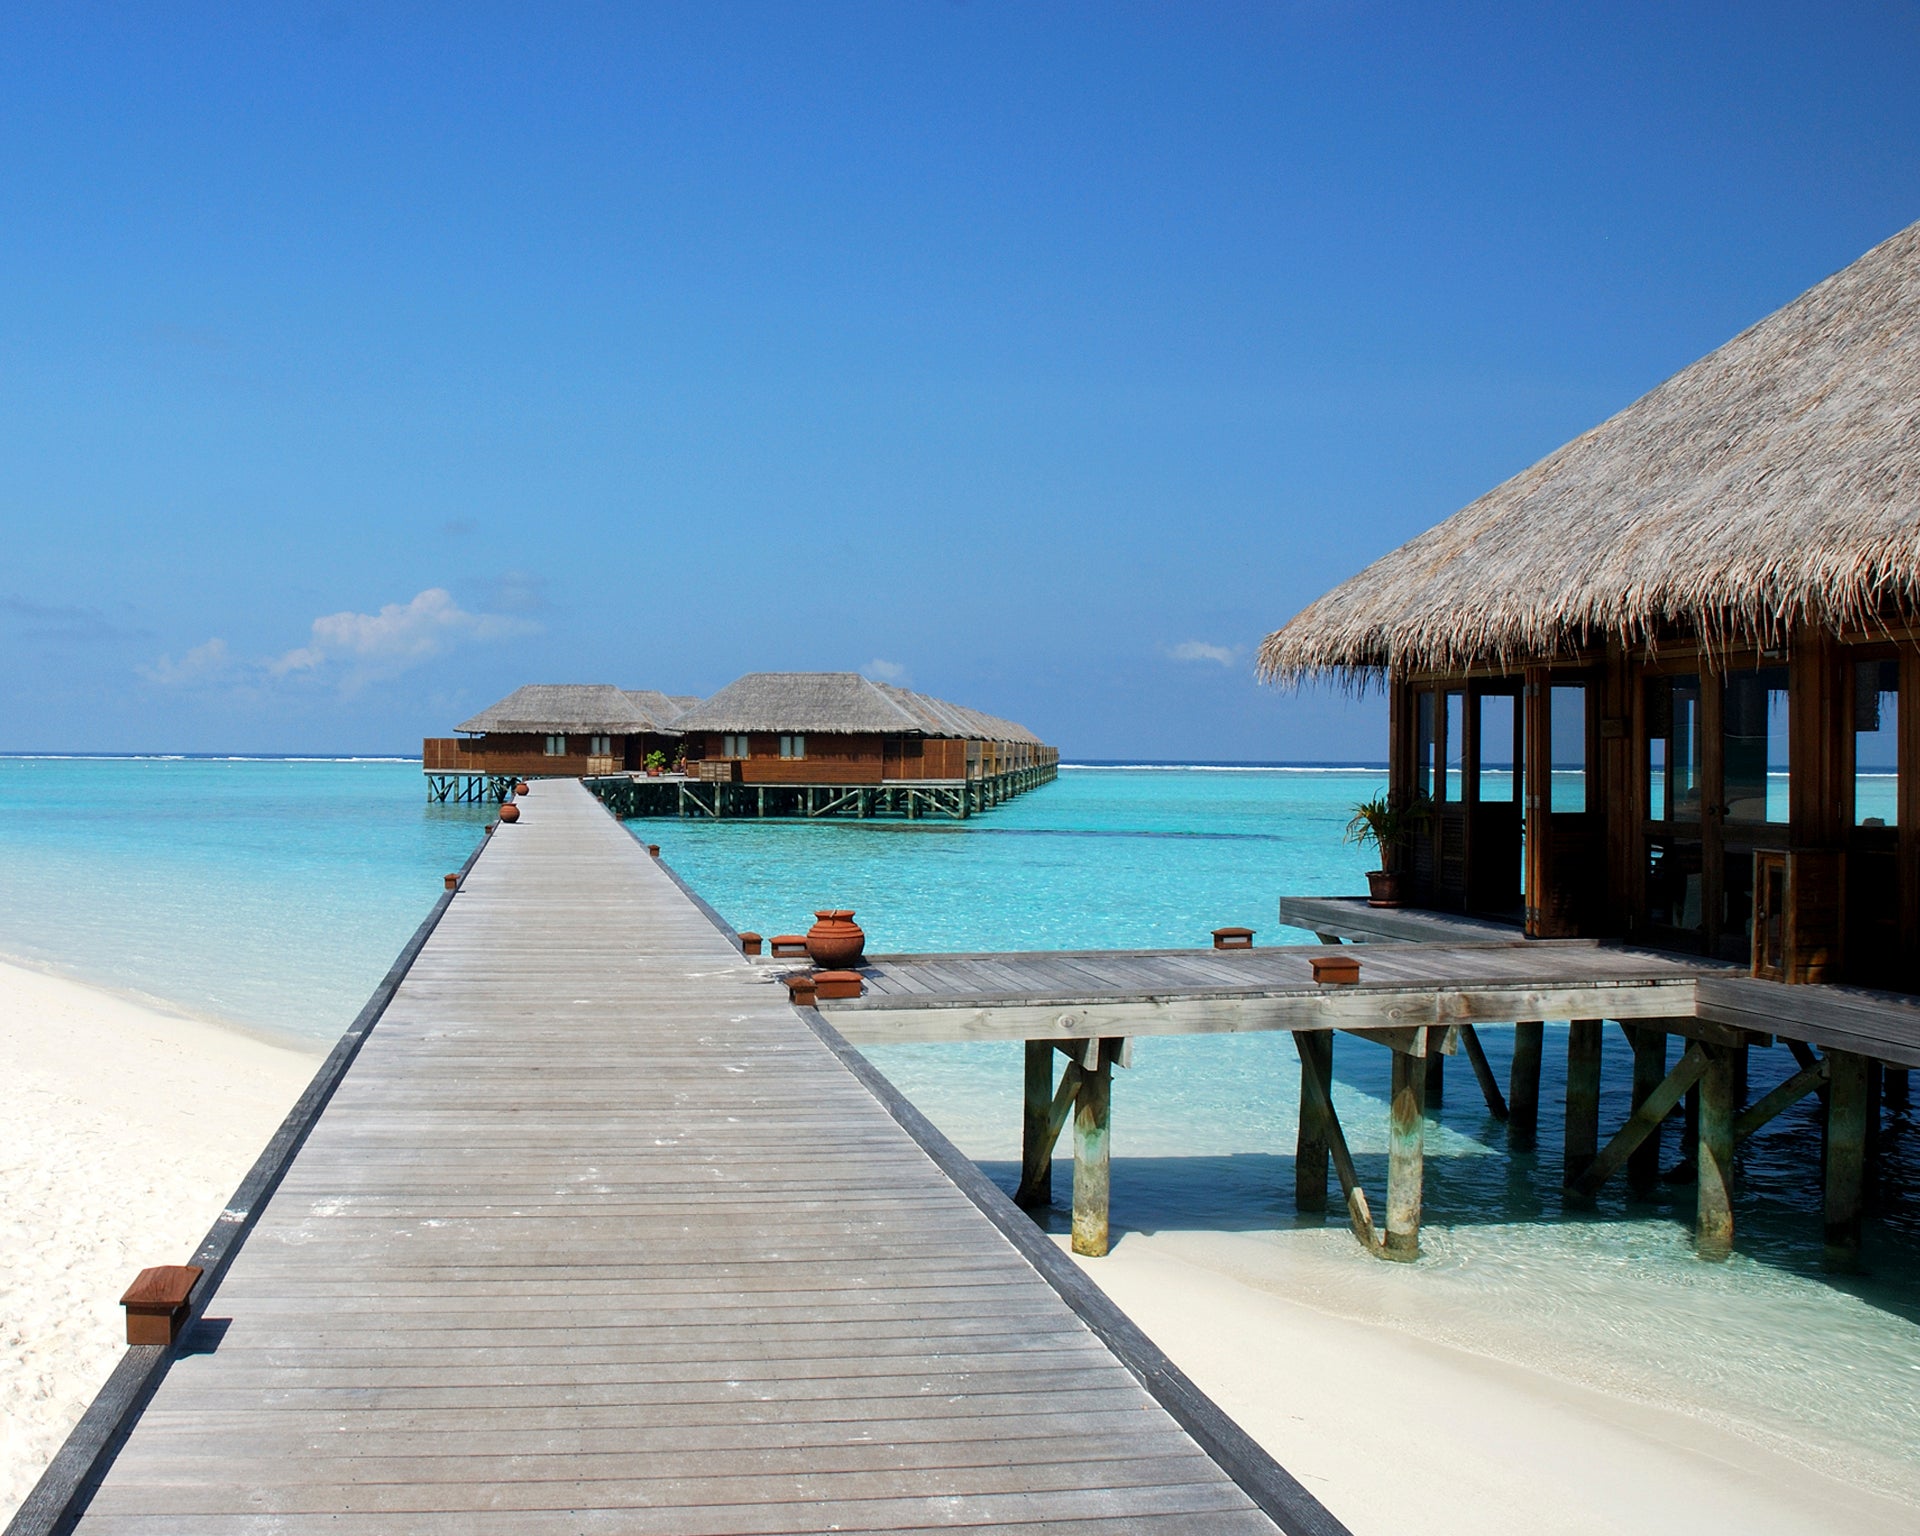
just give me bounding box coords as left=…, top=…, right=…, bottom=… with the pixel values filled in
left=1167, top=639, right=1240, bottom=667
left=140, top=637, right=232, bottom=686
left=140, top=589, right=537, bottom=694
left=864, top=658, right=908, bottom=682
left=270, top=588, right=536, bottom=681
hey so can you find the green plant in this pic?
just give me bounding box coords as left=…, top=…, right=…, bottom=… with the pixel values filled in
left=645, top=749, right=669, bottom=771
left=1343, top=791, right=1432, bottom=871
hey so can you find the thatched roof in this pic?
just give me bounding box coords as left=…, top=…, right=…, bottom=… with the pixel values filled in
left=458, top=685, right=661, bottom=735
left=672, top=672, right=1041, bottom=743
left=623, top=690, right=698, bottom=730
left=1259, top=219, right=1920, bottom=685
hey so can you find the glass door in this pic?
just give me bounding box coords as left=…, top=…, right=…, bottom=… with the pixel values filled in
left=1643, top=672, right=1708, bottom=951
left=1847, top=655, right=1901, bottom=985
left=1467, top=686, right=1523, bottom=917
left=1716, top=665, right=1790, bottom=962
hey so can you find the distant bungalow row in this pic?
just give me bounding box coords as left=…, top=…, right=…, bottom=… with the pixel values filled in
left=423, top=671, right=1058, bottom=819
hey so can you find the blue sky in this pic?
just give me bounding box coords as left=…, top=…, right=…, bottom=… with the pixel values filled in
left=3, top=3, right=1917, bottom=758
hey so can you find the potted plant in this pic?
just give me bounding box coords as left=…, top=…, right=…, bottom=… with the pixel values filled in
left=1343, top=791, right=1431, bottom=907
left=645, top=750, right=668, bottom=777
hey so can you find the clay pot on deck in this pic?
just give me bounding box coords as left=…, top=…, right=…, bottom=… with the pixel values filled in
left=499, top=802, right=521, bottom=824
left=647, top=766, right=662, bottom=777
left=1365, top=869, right=1400, bottom=908
left=805, top=910, right=865, bottom=968
left=514, top=781, right=530, bottom=795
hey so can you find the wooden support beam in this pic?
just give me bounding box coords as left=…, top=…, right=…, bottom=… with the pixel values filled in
left=1509, top=1020, right=1543, bottom=1138
left=1570, top=1043, right=1708, bottom=1199
left=1564, top=1019, right=1603, bottom=1191
left=1734, top=1054, right=1829, bottom=1140
left=1627, top=1026, right=1669, bottom=1198
left=1292, top=1030, right=1382, bottom=1254
left=1424, top=1049, right=1444, bottom=1104
left=1697, top=1045, right=1736, bottom=1259
left=1458, top=1024, right=1509, bottom=1121
left=1294, top=1030, right=1332, bottom=1213
left=1824, top=1050, right=1870, bottom=1271
left=1072, top=1052, right=1112, bottom=1257
left=1385, top=1042, right=1429, bottom=1261
left=1016, top=1042, right=1055, bottom=1209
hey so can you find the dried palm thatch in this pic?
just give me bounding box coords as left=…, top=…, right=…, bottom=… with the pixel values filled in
left=1259, top=220, right=1920, bottom=688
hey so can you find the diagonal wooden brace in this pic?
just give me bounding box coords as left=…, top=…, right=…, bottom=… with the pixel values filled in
left=1734, top=1053, right=1829, bottom=1140
left=1292, top=1031, right=1383, bottom=1256
left=1569, top=1042, right=1708, bottom=1197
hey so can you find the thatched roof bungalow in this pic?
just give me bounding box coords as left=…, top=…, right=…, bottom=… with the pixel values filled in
left=1261, top=221, right=1920, bottom=986
left=426, top=684, right=690, bottom=779
left=673, top=673, right=1052, bottom=784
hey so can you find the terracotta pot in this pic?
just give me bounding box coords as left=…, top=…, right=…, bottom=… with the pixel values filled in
left=499, top=802, right=521, bottom=824
left=1365, top=869, right=1400, bottom=908
left=514, top=781, right=530, bottom=795
left=805, top=909, right=865, bottom=968
left=647, top=766, right=662, bottom=777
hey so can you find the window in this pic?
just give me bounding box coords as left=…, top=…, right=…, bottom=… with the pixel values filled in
left=1723, top=666, right=1789, bottom=824
left=1443, top=692, right=1464, bottom=802
left=780, top=734, right=806, bottom=760
left=722, top=734, right=749, bottom=758
left=589, top=735, right=611, bottom=757
left=1550, top=685, right=1587, bottom=812
left=1475, top=693, right=1518, bottom=802
left=544, top=734, right=566, bottom=756
left=1644, top=674, right=1703, bottom=822
left=1414, top=691, right=1436, bottom=800
left=1854, top=659, right=1899, bottom=828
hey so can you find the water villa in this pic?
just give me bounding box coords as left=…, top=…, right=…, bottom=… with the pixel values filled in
left=422, top=683, right=692, bottom=800
left=1256, top=219, right=1920, bottom=1265
left=426, top=671, right=1058, bottom=818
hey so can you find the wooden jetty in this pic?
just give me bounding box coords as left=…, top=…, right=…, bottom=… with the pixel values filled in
left=812, top=901, right=1918, bottom=1269
left=17, top=780, right=1332, bottom=1536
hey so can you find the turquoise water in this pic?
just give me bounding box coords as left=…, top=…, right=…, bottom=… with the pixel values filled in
left=0, top=757, right=490, bottom=1036
left=2, top=757, right=1916, bottom=1491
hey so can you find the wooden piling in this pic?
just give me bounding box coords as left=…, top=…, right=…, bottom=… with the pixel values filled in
left=1385, top=1047, right=1427, bottom=1261
left=1294, top=1030, right=1332, bottom=1213
left=1824, top=1050, right=1869, bottom=1271
left=1424, top=1050, right=1444, bottom=1104
left=1628, top=1026, right=1668, bottom=1199
left=1017, top=1041, right=1054, bottom=1209
left=1072, top=1050, right=1113, bottom=1257
left=1697, top=1045, right=1736, bottom=1259
left=1509, top=1021, right=1543, bottom=1138
left=1564, top=1020, right=1603, bottom=1191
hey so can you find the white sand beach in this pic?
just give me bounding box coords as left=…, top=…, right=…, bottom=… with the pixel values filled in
left=1063, top=1227, right=1920, bottom=1536
left=0, top=959, right=319, bottom=1516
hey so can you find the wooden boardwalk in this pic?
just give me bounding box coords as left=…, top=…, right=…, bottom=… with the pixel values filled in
left=68, top=781, right=1314, bottom=1535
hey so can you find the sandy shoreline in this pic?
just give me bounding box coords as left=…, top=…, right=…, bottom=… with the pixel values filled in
left=1060, top=1228, right=1918, bottom=1535
left=5, top=956, right=1914, bottom=1535
left=0, top=959, right=320, bottom=1516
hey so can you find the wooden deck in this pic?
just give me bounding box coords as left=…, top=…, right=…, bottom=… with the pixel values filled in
left=1281, top=894, right=1920, bottom=1069
left=822, top=940, right=1714, bottom=1047
left=63, top=781, right=1316, bottom=1536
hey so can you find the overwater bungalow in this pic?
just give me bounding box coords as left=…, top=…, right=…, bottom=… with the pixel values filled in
left=423, top=683, right=686, bottom=800
left=425, top=671, right=1057, bottom=817
left=1262, top=220, right=1920, bottom=990
left=654, top=671, right=1057, bottom=818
